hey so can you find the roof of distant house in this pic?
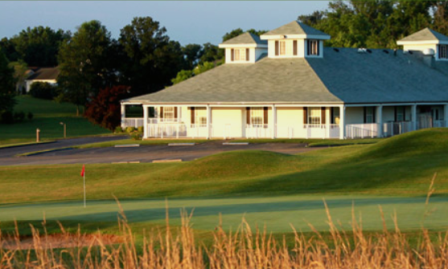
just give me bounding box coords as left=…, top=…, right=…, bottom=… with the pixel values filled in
left=124, top=48, right=448, bottom=105
left=27, top=67, right=60, bottom=80
left=262, top=20, right=330, bottom=37
left=398, top=28, right=448, bottom=43
left=220, top=32, right=267, bottom=46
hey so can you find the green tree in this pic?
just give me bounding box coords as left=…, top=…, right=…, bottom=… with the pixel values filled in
left=222, top=28, right=268, bottom=42
left=8, top=60, right=28, bottom=94
left=171, top=69, right=193, bottom=85
left=0, top=51, right=16, bottom=116
left=0, top=38, right=20, bottom=62
left=194, top=61, right=217, bottom=75
left=57, top=20, right=112, bottom=116
left=119, top=17, right=185, bottom=95
left=182, top=44, right=203, bottom=70
left=199, top=43, right=223, bottom=64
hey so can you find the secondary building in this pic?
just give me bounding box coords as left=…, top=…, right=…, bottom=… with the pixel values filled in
left=121, top=21, right=448, bottom=139
left=25, top=67, right=60, bottom=93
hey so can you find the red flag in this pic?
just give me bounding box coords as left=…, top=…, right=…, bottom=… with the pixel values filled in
left=80, top=165, right=85, bottom=177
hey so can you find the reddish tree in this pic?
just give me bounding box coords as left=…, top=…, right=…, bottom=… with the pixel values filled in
left=84, top=85, right=131, bottom=130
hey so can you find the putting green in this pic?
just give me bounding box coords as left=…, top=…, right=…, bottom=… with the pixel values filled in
left=1, top=195, right=446, bottom=233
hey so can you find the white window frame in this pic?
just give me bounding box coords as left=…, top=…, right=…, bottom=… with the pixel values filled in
left=250, top=108, right=264, bottom=127
left=279, top=41, right=286, bottom=56
left=365, top=107, right=375, bottom=123
left=162, top=107, right=175, bottom=122
left=195, top=108, right=207, bottom=127
left=439, top=45, right=448, bottom=59
left=234, top=48, right=247, bottom=61
left=308, top=107, right=321, bottom=126
left=307, top=40, right=320, bottom=56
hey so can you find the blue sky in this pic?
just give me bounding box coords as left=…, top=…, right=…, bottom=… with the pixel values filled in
left=0, top=1, right=329, bottom=46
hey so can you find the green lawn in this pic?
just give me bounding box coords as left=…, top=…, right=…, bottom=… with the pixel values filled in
left=1, top=128, right=447, bottom=238
left=0, top=96, right=111, bottom=145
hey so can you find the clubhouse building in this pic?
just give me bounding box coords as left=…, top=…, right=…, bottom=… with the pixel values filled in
left=120, top=21, right=448, bottom=139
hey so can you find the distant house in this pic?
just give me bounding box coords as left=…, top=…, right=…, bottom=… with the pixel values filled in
left=25, top=67, right=60, bottom=93
left=120, top=21, right=448, bottom=140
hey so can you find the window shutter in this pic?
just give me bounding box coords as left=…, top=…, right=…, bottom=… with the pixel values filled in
left=303, top=107, right=308, bottom=124
left=293, top=40, right=298, bottom=56
left=306, top=40, right=310, bottom=56
left=263, top=107, right=268, bottom=125
left=394, top=107, right=397, bottom=122
left=363, top=107, right=366, bottom=123
left=317, top=41, right=320, bottom=56
left=246, top=48, right=250, bottom=61
left=190, top=107, right=195, bottom=124
left=246, top=107, right=250, bottom=124
left=321, top=107, right=326, bottom=124
left=160, top=107, right=164, bottom=118
left=174, top=107, right=178, bottom=119
left=373, top=107, right=376, bottom=122
left=275, top=41, right=279, bottom=56
left=231, top=49, right=234, bottom=61
left=330, top=107, right=334, bottom=124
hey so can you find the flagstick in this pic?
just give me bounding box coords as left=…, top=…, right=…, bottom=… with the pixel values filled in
left=83, top=171, right=86, bottom=208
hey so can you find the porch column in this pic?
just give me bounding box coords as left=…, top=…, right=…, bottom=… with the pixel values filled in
left=206, top=105, right=211, bottom=139
left=326, top=107, right=331, bottom=138
left=271, top=105, right=276, bottom=139
left=339, top=105, right=345, bottom=139
left=143, top=105, right=148, bottom=139
left=444, top=104, right=448, bottom=127
left=120, top=103, right=125, bottom=128
left=377, top=105, right=383, bottom=137
left=412, top=104, right=417, bottom=131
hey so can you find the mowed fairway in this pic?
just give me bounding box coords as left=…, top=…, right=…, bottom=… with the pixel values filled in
left=0, top=96, right=110, bottom=145
left=0, top=128, right=448, bottom=236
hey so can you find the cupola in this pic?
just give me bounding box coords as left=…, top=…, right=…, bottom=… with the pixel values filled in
left=397, top=28, right=448, bottom=61
left=260, top=21, right=330, bottom=59
left=218, top=32, right=268, bottom=64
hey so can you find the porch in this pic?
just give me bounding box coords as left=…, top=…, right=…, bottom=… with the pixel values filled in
left=120, top=103, right=448, bottom=140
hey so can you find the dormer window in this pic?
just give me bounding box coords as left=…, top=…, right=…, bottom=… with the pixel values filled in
left=231, top=48, right=249, bottom=61
left=307, top=40, right=320, bottom=56
left=439, top=45, right=448, bottom=59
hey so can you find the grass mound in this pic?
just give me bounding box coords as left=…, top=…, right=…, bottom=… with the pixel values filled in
left=358, top=128, right=448, bottom=159
left=174, top=150, right=300, bottom=180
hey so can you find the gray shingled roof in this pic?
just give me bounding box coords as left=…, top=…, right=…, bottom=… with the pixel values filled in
left=124, top=48, right=448, bottom=105
left=220, top=32, right=267, bottom=46
left=27, top=67, right=60, bottom=80
left=398, top=28, right=448, bottom=42
left=263, top=20, right=329, bottom=37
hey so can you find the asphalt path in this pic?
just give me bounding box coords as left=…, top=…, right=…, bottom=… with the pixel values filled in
left=0, top=140, right=320, bottom=166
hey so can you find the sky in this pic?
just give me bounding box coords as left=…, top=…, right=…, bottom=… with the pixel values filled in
left=0, top=1, right=329, bottom=46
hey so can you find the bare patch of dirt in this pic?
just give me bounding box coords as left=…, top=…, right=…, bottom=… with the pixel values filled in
left=1, top=233, right=123, bottom=250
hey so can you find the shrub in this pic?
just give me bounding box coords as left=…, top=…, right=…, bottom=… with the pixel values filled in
left=27, top=112, right=33, bottom=120
left=114, top=126, right=123, bottom=133
left=29, top=82, right=57, bottom=100
left=131, top=132, right=142, bottom=140
left=126, top=127, right=135, bottom=133
left=137, top=126, right=144, bottom=133
left=14, top=111, right=25, bottom=122
left=0, top=111, right=14, bottom=124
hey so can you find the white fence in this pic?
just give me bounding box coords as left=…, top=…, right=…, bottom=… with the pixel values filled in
left=346, top=123, right=378, bottom=139
left=122, top=118, right=145, bottom=128
left=382, top=121, right=413, bottom=137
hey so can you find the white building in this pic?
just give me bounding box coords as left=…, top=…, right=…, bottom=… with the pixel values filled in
left=120, top=21, right=448, bottom=140
left=25, top=67, right=59, bottom=93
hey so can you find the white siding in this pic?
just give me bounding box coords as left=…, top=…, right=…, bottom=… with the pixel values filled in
left=211, top=108, right=243, bottom=138
left=345, top=107, right=364, bottom=124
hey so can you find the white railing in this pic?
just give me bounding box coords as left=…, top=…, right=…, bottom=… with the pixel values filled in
left=382, top=121, right=413, bottom=137
left=346, top=123, right=378, bottom=139
left=122, top=118, right=144, bottom=128
left=274, top=124, right=340, bottom=139
left=246, top=124, right=272, bottom=139
left=148, top=118, right=181, bottom=124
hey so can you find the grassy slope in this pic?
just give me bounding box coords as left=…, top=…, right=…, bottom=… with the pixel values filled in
left=1, top=128, right=448, bottom=204
left=0, top=96, right=111, bottom=144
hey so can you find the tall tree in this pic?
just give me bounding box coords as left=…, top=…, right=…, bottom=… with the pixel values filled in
left=0, top=38, right=20, bottom=62
left=57, top=20, right=112, bottom=116
left=0, top=51, right=16, bottom=116
left=119, top=17, right=185, bottom=95
left=182, top=44, right=203, bottom=70
left=12, top=26, right=70, bottom=67
left=8, top=60, right=28, bottom=94
left=199, top=42, right=223, bottom=64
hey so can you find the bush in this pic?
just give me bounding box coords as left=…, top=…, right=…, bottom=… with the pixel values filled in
left=114, top=126, right=123, bottom=133
left=14, top=111, right=25, bottom=122
left=27, top=112, right=33, bottom=120
left=137, top=126, right=144, bottom=133
left=126, top=127, right=135, bottom=133
left=0, top=111, right=14, bottom=124
left=131, top=132, right=142, bottom=140
left=29, top=82, right=58, bottom=100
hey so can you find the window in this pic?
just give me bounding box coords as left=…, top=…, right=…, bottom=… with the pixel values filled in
left=250, top=108, right=264, bottom=126
left=279, top=41, right=286, bottom=55
left=162, top=107, right=176, bottom=122
left=331, top=107, right=340, bottom=124
left=233, top=48, right=247, bottom=61
left=439, top=45, right=448, bottom=59
left=364, top=107, right=375, bottom=123
left=395, top=106, right=405, bottom=122
left=195, top=108, right=207, bottom=126
left=308, top=107, right=321, bottom=125
left=307, top=40, right=320, bottom=56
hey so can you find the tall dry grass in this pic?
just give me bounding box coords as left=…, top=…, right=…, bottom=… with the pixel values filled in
left=1, top=181, right=447, bottom=268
